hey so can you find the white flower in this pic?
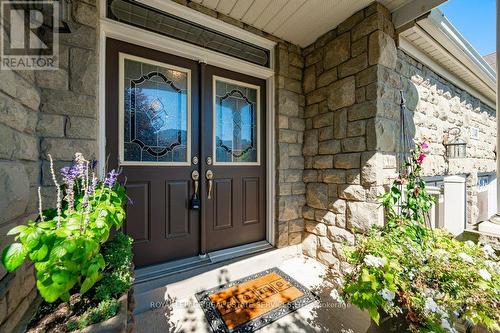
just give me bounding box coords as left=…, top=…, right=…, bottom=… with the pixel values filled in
left=330, top=289, right=345, bottom=304
left=465, top=240, right=475, bottom=247
left=458, top=252, right=473, bottom=263
left=478, top=269, right=491, bottom=281
left=485, top=260, right=500, bottom=274
left=363, top=255, right=384, bottom=268
left=424, top=298, right=440, bottom=313
left=380, top=288, right=395, bottom=301
left=440, top=318, right=458, bottom=333
left=483, top=244, right=495, bottom=258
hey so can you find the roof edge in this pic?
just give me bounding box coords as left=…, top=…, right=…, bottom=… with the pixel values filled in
left=426, top=8, right=497, bottom=84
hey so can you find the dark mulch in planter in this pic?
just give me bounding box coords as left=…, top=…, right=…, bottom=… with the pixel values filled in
left=26, top=233, right=134, bottom=332
left=26, top=293, right=97, bottom=333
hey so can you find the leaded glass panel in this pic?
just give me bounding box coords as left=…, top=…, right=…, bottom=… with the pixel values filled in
left=122, top=56, right=189, bottom=164
left=215, top=79, right=258, bottom=164
left=108, top=0, right=270, bottom=67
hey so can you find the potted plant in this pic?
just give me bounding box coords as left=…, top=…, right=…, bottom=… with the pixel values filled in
left=335, top=143, right=500, bottom=332
left=1, top=153, right=135, bottom=332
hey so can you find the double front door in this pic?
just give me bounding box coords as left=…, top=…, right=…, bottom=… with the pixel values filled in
left=106, top=39, right=266, bottom=267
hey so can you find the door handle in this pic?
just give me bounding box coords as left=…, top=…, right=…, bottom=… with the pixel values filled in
left=206, top=170, right=214, bottom=199
left=190, top=170, right=200, bottom=209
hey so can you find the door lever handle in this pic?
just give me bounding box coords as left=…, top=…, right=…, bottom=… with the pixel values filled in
left=206, top=170, right=214, bottom=199
left=190, top=170, right=200, bottom=209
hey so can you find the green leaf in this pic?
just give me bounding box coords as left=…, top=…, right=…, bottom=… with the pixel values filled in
left=35, top=260, right=50, bottom=272
left=368, top=307, right=380, bottom=325
left=50, top=246, right=67, bottom=259
left=80, top=272, right=100, bottom=294
left=55, top=228, right=71, bottom=238
left=25, top=229, right=41, bottom=250
left=52, top=270, right=70, bottom=284
left=62, top=239, right=77, bottom=253
left=361, top=268, right=371, bottom=282
left=7, top=225, right=28, bottom=235
left=2, top=243, right=26, bottom=272
left=37, top=221, right=55, bottom=229
left=34, top=244, right=49, bottom=261
left=37, top=281, right=63, bottom=303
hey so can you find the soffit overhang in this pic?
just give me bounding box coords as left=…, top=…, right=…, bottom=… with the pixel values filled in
left=399, top=9, right=497, bottom=106
left=189, top=0, right=416, bottom=48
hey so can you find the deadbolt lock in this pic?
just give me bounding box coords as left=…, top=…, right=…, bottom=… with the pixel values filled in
left=192, top=156, right=199, bottom=165
left=206, top=156, right=212, bottom=165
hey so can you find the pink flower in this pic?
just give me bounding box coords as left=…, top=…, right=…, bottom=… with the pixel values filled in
left=416, top=152, right=426, bottom=165
left=420, top=142, right=429, bottom=149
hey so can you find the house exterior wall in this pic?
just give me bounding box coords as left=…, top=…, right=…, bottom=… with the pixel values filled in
left=301, top=3, right=400, bottom=268
left=0, top=0, right=496, bottom=328
left=396, top=49, right=497, bottom=225
left=0, top=0, right=98, bottom=330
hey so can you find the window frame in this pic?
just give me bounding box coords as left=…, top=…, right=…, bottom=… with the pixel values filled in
left=118, top=52, right=192, bottom=166
left=212, top=76, right=261, bottom=166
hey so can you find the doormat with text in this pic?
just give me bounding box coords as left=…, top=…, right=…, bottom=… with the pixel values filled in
left=195, top=267, right=319, bottom=333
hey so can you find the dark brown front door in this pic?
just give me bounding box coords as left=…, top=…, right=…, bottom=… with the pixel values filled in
left=202, top=65, right=266, bottom=252
left=106, top=39, right=266, bottom=268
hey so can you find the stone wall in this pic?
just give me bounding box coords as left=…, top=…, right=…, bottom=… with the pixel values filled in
left=0, top=1, right=98, bottom=330
left=275, top=44, right=306, bottom=247
left=301, top=3, right=400, bottom=268
left=397, top=49, right=496, bottom=225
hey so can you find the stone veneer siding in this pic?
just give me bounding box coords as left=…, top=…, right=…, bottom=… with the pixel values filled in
left=397, top=49, right=496, bottom=225
left=0, top=1, right=98, bottom=330
left=301, top=3, right=401, bottom=268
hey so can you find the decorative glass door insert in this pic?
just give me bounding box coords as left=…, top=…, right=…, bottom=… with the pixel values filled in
left=213, top=77, right=260, bottom=165
left=119, top=53, right=191, bottom=165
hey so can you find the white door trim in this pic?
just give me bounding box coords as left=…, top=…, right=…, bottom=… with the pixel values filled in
left=98, top=5, right=276, bottom=247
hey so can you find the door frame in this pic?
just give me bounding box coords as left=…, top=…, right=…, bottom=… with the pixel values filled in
left=98, top=2, right=277, bottom=248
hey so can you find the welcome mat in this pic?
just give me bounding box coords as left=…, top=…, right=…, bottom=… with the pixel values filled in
left=196, top=267, right=319, bottom=333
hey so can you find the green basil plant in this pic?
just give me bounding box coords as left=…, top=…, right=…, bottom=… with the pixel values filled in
left=2, top=153, right=127, bottom=303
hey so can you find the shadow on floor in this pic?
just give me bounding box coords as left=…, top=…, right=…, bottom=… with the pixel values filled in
left=136, top=264, right=406, bottom=333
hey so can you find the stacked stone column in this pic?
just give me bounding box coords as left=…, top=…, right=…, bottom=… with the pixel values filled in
left=301, top=3, right=400, bottom=268
left=275, top=43, right=307, bottom=247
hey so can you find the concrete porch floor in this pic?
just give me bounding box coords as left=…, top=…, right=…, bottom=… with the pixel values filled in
left=134, top=248, right=387, bottom=333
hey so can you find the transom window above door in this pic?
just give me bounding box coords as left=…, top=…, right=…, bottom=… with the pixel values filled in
left=213, top=77, right=260, bottom=165
left=119, top=53, right=191, bottom=165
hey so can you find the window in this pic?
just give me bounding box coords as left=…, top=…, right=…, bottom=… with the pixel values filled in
left=214, top=77, right=259, bottom=165
left=120, top=53, right=191, bottom=165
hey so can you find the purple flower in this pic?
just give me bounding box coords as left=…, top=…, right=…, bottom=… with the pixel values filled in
left=104, top=169, right=120, bottom=188
left=91, top=160, right=98, bottom=169
left=88, top=174, right=98, bottom=196
left=60, top=165, right=79, bottom=186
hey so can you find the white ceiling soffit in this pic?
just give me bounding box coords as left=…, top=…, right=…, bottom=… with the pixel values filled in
left=190, top=0, right=413, bottom=47
left=399, top=8, right=496, bottom=105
